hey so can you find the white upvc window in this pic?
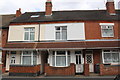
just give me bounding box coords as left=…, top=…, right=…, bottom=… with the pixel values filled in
left=55, top=26, right=67, bottom=40
left=52, top=51, right=70, bottom=67
left=101, top=25, right=114, bottom=37
left=21, top=51, right=37, bottom=65
left=24, top=28, right=35, bottom=41
left=102, top=50, right=120, bottom=64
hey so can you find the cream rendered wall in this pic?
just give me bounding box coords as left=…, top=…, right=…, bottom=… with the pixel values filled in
left=15, top=52, right=21, bottom=64
left=8, top=24, right=39, bottom=41
left=40, top=23, right=85, bottom=41
left=37, top=53, right=41, bottom=64
left=40, top=24, right=55, bottom=41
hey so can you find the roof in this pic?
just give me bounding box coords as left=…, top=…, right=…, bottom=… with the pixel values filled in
left=3, top=41, right=120, bottom=50
left=0, top=14, right=16, bottom=29
left=10, top=10, right=120, bottom=23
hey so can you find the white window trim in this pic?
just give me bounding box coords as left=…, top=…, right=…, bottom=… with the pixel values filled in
left=100, top=25, right=114, bottom=37
left=52, top=51, right=70, bottom=67
left=55, top=26, right=67, bottom=41
left=24, top=28, right=35, bottom=41
left=102, top=49, right=120, bottom=64
left=21, top=51, right=37, bottom=65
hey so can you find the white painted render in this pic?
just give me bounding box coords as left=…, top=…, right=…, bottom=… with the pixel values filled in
left=40, top=23, right=85, bottom=41
left=15, top=51, right=21, bottom=64
left=8, top=24, right=39, bottom=41
left=6, top=53, right=10, bottom=71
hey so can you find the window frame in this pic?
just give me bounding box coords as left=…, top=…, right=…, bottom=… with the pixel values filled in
left=102, top=49, right=120, bottom=64
left=21, top=51, right=37, bottom=65
left=52, top=51, right=70, bottom=67
left=24, top=27, right=35, bottom=41
left=100, top=25, right=114, bottom=37
left=55, top=26, right=67, bottom=40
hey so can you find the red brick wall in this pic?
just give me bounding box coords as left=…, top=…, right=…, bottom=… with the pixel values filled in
left=93, top=50, right=101, bottom=65
left=84, top=64, right=89, bottom=76
left=45, top=63, right=75, bottom=76
left=9, top=65, right=40, bottom=73
left=85, top=21, right=119, bottom=39
left=100, top=64, right=120, bottom=75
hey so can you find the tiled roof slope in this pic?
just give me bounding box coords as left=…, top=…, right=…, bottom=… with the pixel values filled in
left=11, top=10, right=120, bottom=23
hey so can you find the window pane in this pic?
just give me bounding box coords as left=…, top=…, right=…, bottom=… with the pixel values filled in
left=56, top=56, right=66, bottom=66
left=25, top=28, right=29, bottom=31
left=30, top=32, right=35, bottom=40
left=56, top=27, right=60, bottom=30
left=68, top=56, right=70, bottom=66
left=102, top=29, right=113, bottom=37
left=33, top=56, right=37, bottom=65
left=23, top=51, right=31, bottom=56
left=76, top=55, right=78, bottom=64
left=56, top=32, right=60, bottom=40
left=24, top=32, right=29, bottom=40
left=30, top=28, right=35, bottom=32
left=22, top=56, right=31, bottom=65
left=104, top=53, right=112, bottom=63
left=57, top=51, right=65, bottom=55
left=62, top=30, right=67, bottom=40
left=112, top=53, right=119, bottom=63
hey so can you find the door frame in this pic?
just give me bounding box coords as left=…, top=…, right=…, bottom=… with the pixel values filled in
left=85, top=50, right=94, bottom=72
left=75, top=51, right=84, bottom=73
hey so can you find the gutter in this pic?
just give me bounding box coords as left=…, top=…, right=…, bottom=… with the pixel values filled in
left=2, top=47, right=120, bottom=51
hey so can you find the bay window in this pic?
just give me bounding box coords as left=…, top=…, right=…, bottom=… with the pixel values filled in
left=21, top=51, right=37, bottom=65
left=52, top=51, right=70, bottom=67
left=102, top=50, right=120, bottom=64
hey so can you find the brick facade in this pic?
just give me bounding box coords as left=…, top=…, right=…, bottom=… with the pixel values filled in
left=9, top=64, right=41, bottom=76
left=100, top=64, right=120, bottom=75
left=45, top=63, right=75, bottom=76
left=84, top=64, right=89, bottom=76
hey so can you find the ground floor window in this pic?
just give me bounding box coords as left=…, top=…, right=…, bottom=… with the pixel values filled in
left=102, top=50, right=120, bottom=64
left=52, top=51, right=70, bottom=67
left=21, top=51, right=37, bottom=65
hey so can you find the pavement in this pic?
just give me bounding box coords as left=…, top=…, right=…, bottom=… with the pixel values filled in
left=1, top=72, right=116, bottom=80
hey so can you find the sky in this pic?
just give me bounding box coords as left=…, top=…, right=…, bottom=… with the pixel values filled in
left=0, top=0, right=120, bottom=14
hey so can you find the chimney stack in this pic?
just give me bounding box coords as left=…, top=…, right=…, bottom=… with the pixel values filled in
left=106, top=0, right=116, bottom=15
left=16, top=8, right=22, bottom=17
left=45, top=0, right=52, bottom=16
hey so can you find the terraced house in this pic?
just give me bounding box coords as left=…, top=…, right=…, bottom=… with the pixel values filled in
left=3, top=0, right=120, bottom=76
left=0, top=14, right=16, bottom=73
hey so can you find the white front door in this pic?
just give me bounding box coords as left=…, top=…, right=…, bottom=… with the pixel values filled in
left=85, top=51, right=94, bottom=72
left=75, top=51, right=84, bottom=73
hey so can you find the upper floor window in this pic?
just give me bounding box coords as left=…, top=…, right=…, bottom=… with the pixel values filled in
left=55, top=26, right=67, bottom=40
left=24, top=28, right=35, bottom=41
left=100, top=23, right=114, bottom=37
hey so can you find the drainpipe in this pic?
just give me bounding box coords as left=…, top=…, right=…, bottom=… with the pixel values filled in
left=38, top=23, right=40, bottom=41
